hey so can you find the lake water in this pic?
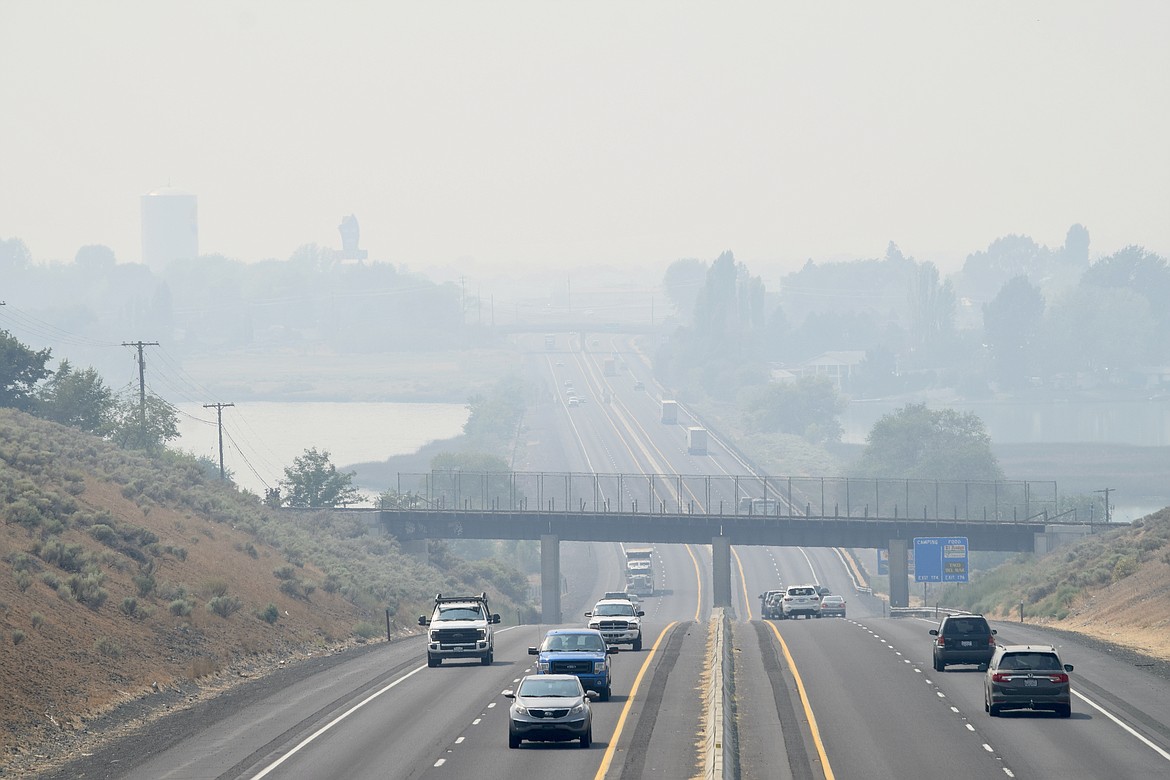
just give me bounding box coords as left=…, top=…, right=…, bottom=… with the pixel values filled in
left=175, top=401, right=469, bottom=500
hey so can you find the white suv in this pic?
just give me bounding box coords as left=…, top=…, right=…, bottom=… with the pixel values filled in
left=419, top=592, right=501, bottom=667
left=780, top=585, right=822, bottom=620
left=586, top=598, right=645, bottom=651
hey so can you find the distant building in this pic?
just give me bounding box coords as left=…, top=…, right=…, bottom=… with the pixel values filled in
left=336, top=214, right=368, bottom=261
left=141, top=186, right=198, bottom=269
left=799, top=351, right=867, bottom=390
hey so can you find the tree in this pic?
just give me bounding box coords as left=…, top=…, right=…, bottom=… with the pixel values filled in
left=36, top=360, right=115, bottom=433
left=0, top=329, right=53, bottom=411
left=907, top=261, right=956, bottom=352
left=982, top=276, right=1044, bottom=390
left=662, top=257, right=708, bottom=322
left=280, top=448, right=362, bottom=508
left=108, top=391, right=180, bottom=453
left=852, top=403, right=1003, bottom=481
left=740, top=376, right=845, bottom=444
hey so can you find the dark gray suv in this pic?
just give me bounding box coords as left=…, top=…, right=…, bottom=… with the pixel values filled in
left=984, top=644, right=1073, bottom=717
left=929, top=614, right=997, bottom=670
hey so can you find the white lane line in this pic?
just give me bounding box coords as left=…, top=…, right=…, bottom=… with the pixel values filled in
left=1004, top=769, right=1015, bottom=777
left=434, top=759, right=446, bottom=767
left=966, top=724, right=975, bottom=732
left=455, top=736, right=465, bottom=744
left=472, top=718, right=482, bottom=725
left=487, top=702, right=496, bottom=708
left=983, top=743, right=994, bottom=752
left=249, top=664, right=427, bottom=779
left=1073, top=689, right=1170, bottom=762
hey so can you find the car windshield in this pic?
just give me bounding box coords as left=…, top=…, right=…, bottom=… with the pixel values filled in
left=594, top=603, right=636, bottom=616
left=823, top=596, right=844, bottom=604
left=519, top=679, right=581, bottom=698
left=435, top=606, right=483, bottom=621
left=543, top=634, right=606, bottom=652
left=999, top=653, right=1062, bottom=671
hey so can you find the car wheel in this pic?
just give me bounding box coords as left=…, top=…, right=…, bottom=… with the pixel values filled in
left=481, top=650, right=493, bottom=666
left=509, top=731, right=521, bottom=749
left=1057, top=704, right=1071, bottom=718
left=580, top=726, right=592, bottom=748
left=989, top=703, right=1001, bottom=717
left=427, top=656, right=440, bottom=668
left=984, top=691, right=990, bottom=712
left=933, top=657, right=945, bottom=672
left=633, top=636, right=643, bottom=651
left=600, top=686, right=611, bottom=702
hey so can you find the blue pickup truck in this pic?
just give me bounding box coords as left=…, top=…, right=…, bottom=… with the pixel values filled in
left=528, top=629, right=618, bottom=701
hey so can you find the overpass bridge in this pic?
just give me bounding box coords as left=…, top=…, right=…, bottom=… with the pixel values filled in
left=380, top=471, right=1091, bottom=619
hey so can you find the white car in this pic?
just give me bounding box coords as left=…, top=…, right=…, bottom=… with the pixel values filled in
left=780, top=585, right=822, bottom=619
left=586, top=598, right=645, bottom=651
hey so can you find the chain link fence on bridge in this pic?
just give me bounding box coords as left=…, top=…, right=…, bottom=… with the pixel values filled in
left=387, top=471, right=1066, bottom=524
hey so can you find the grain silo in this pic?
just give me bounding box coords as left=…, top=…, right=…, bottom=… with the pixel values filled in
left=140, top=186, right=198, bottom=269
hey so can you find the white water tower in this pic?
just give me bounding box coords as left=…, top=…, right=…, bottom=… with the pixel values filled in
left=141, top=186, right=198, bottom=269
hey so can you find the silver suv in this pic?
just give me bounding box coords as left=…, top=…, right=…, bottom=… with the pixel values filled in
left=780, top=585, right=822, bottom=619
left=419, top=592, right=501, bottom=667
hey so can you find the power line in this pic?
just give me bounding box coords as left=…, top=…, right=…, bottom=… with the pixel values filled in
left=203, top=402, right=235, bottom=480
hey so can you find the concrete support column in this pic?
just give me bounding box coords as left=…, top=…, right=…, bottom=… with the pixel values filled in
left=889, top=538, right=909, bottom=608
left=541, top=534, right=561, bottom=624
left=402, top=538, right=428, bottom=565
left=712, top=535, right=732, bottom=608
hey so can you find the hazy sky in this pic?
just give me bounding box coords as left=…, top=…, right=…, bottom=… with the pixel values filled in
left=2, top=1, right=1167, bottom=283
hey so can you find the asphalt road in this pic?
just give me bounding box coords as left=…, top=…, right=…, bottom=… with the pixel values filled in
left=44, top=334, right=1170, bottom=778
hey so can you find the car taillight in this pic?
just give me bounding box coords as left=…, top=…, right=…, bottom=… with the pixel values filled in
left=988, top=636, right=996, bottom=646
left=1049, top=673, right=1069, bottom=684
left=936, top=636, right=945, bottom=647
left=991, top=672, right=1011, bottom=682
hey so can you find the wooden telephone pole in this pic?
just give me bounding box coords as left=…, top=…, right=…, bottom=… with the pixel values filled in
left=203, top=403, right=235, bottom=479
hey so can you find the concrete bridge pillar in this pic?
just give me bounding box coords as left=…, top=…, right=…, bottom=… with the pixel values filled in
left=402, top=538, right=428, bottom=565
left=889, top=538, right=909, bottom=608
left=712, top=535, right=732, bottom=608
left=541, top=534, right=562, bottom=624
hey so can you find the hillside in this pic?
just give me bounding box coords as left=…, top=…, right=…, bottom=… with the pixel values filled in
left=0, top=409, right=529, bottom=775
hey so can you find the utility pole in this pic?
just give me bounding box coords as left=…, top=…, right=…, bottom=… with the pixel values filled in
left=122, top=341, right=160, bottom=434
left=203, top=402, right=235, bottom=479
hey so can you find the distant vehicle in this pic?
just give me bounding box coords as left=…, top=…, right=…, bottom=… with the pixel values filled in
left=418, top=592, right=501, bottom=667
left=780, top=585, right=821, bottom=619
left=633, top=380, right=645, bottom=391
left=687, top=426, right=708, bottom=455
left=984, top=644, right=1072, bottom=717
left=586, top=598, right=644, bottom=650
left=544, top=334, right=556, bottom=350
left=624, top=546, right=655, bottom=596
left=568, top=397, right=580, bottom=407
left=930, top=614, right=997, bottom=671
left=759, top=589, right=785, bottom=619
left=815, top=585, right=831, bottom=598
left=603, top=357, right=617, bottom=376
left=528, top=628, right=618, bottom=701
left=556, top=360, right=565, bottom=367
left=819, top=595, right=846, bottom=617
left=661, top=399, right=678, bottom=424
left=505, top=674, right=597, bottom=748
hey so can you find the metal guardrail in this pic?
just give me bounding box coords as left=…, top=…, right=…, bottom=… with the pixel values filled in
left=387, top=470, right=1074, bottom=524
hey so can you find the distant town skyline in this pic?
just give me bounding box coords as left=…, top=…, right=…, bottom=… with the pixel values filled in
left=2, top=2, right=1167, bottom=283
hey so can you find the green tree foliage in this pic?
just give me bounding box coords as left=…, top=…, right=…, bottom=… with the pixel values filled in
left=280, top=447, right=362, bottom=508
left=462, top=373, right=526, bottom=454
left=0, top=236, right=32, bottom=273
left=852, top=403, right=1003, bottom=481
left=1079, top=245, right=1170, bottom=362
left=907, top=261, right=956, bottom=353
left=983, top=277, right=1044, bottom=390
left=1059, top=223, right=1090, bottom=269
left=1043, top=286, right=1153, bottom=376
left=0, top=329, right=53, bottom=411
left=959, top=234, right=1053, bottom=302
left=36, top=360, right=115, bottom=434
left=740, top=376, right=845, bottom=444
left=108, top=391, right=180, bottom=453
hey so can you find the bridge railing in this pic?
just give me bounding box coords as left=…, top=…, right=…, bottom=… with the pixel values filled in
left=387, top=471, right=1066, bottom=524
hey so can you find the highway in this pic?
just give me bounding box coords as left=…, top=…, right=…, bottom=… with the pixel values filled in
left=50, top=332, right=1170, bottom=779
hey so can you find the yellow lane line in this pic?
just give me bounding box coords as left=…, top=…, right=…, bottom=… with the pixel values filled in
left=764, top=620, right=836, bottom=780
left=731, top=546, right=753, bottom=621
left=593, top=622, right=679, bottom=780
left=685, top=544, right=703, bottom=623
